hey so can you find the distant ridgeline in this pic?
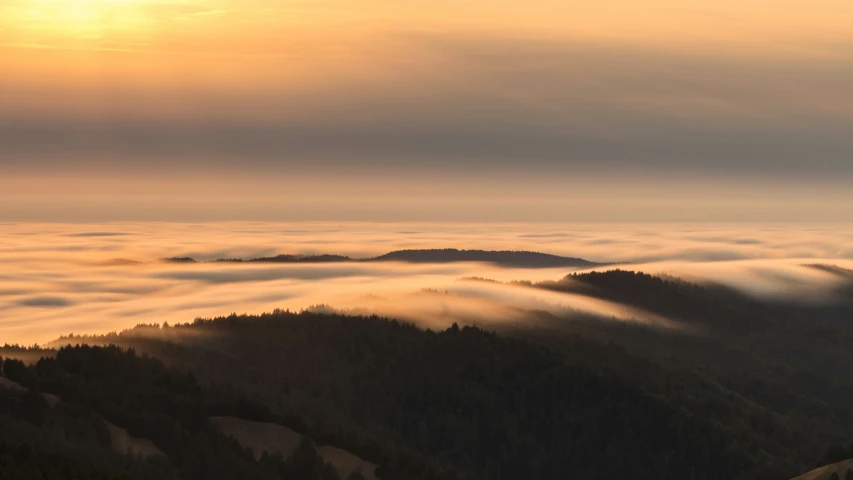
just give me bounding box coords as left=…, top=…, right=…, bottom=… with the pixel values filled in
left=162, top=249, right=604, bottom=268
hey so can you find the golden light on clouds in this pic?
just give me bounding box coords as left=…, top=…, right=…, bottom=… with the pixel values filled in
left=3, top=0, right=852, bottom=52
left=2, top=0, right=853, bottom=223
left=1, top=221, right=853, bottom=345
left=3, top=0, right=852, bottom=67
left=7, top=0, right=152, bottom=42
left=2, top=0, right=231, bottom=54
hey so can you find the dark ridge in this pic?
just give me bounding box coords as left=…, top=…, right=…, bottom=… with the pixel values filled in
left=102, top=258, right=142, bottom=266
left=67, top=232, right=127, bottom=237
left=459, top=276, right=534, bottom=287
left=0, top=344, right=53, bottom=365
left=1, top=344, right=380, bottom=480
left=214, top=255, right=352, bottom=263
left=369, top=248, right=600, bottom=268
left=457, top=276, right=502, bottom=284
left=247, top=254, right=352, bottom=263
left=807, top=264, right=853, bottom=278
left=794, top=265, right=853, bottom=333
left=531, top=269, right=853, bottom=467
left=159, top=249, right=606, bottom=267
left=42, top=312, right=758, bottom=480
left=162, top=257, right=198, bottom=263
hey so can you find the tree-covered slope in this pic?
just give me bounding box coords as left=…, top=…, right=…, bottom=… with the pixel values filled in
left=62, top=312, right=775, bottom=479
left=529, top=270, right=853, bottom=476
left=0, top=349, right=376, bottom=480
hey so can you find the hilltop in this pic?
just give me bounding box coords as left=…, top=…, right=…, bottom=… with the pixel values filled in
left=161, top=248, right=604, bottom=268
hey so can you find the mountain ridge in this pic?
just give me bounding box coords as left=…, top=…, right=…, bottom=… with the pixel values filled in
left=159, top=248, right=607, bottom=268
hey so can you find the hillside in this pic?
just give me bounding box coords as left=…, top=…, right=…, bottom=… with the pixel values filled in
left=56, top=311, right=798, bottom=479
left=526, top=270, right=853, bottom=474
left=210, top=417, right=378, bottom=480
left=9, top=268, right=853, bottom=478
left=791, top=459, right=853, bottom=480
left=0, top=347, right=390, bottom=480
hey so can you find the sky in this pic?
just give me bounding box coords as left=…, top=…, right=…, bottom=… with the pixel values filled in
left=2, top=0, right=853, bottom=221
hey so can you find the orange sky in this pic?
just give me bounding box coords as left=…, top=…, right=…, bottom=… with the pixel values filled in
left=5, top=1, right=853, bottom=49
left=2, top=0, right=853, bottom=221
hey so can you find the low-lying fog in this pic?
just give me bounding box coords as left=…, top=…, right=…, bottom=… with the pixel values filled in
left=2, top=222, right=852, bottom=344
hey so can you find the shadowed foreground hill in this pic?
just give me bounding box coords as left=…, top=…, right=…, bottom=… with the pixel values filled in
left=11, top=268, right=853, bottom=478
left=540, top=269, right=853, bottom=386
left=793, top=265, right=853, bottom=332
left=210, top=416, right=378, bottom=480
left=1, top=345, right=392, bottom=480
left=790, top=459, right=853, bottom=480
left=526, top=269, right=853, bottom=478
left=62, top=312, right=775, bottom=480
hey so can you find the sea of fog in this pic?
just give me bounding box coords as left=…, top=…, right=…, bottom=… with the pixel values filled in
left=1, top=222, right=852, bottom=344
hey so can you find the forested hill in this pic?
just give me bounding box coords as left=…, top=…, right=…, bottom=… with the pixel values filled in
left=50, top=311, right=787, bottom=480
left=8, top=268, right=853, bottom=479
left=526, top=269, right=853, bottom=478
left=0, top=346, right=373, bottom=480
left=163, top=249, right=602, bottom=268
left=368, top=249, right=599, bottom=267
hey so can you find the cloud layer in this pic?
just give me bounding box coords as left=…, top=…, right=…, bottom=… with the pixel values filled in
left=2, top=1, right=853, bottom=222
left=1, top=222, right=852, bottom=345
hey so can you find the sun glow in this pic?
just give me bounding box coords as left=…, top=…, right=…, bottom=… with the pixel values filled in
left=1, top=0, right=183, bottom=48
left=14, top=0, right=146, bottom=27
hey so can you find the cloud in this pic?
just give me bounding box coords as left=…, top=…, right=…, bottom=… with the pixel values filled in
left=2, top=33, right=853, bottom=184
left=67, top=232, right=128, bottom=237
left=17, top=296, right=75, bottom=308
left=4, top=30, right=853, bottom=224
left=0, top=222, right=852, bottom=345
left=151, top=263, right=467, bottom=284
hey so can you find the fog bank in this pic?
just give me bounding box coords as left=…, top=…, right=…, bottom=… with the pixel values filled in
left=1, top=222, right=851, bottom=344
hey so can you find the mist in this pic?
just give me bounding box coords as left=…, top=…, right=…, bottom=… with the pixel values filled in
left=1, top=222, right=852, bottom=345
